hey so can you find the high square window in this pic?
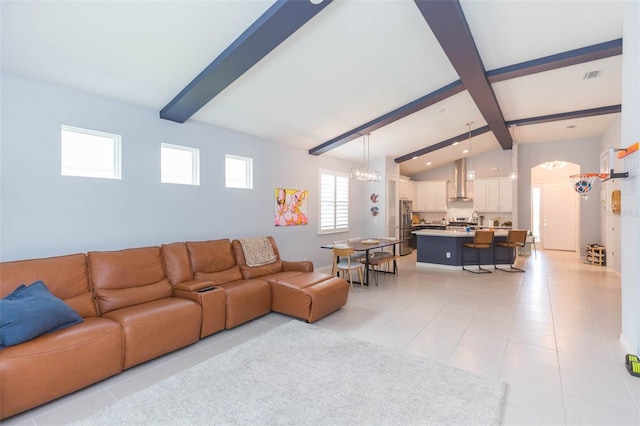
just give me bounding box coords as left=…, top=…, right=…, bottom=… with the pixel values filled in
left=161, top=143, right=200, bottom=186
left=61, top=125, right=121, bottom=179
left=225, top=154, right=253, bottom=189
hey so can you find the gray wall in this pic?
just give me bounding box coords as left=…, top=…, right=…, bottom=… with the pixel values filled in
left=517, top=138, right=602, bottom=256
left=0, top=73, right=365, bottom=267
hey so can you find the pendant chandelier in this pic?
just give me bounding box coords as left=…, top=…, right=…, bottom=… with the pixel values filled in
left=466, top=122, right=475, bottom=181
left=350, top=133, right=382, bottom=182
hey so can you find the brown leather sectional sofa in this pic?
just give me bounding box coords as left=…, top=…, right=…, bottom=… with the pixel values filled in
left=0, top=237, right=349, bottom=419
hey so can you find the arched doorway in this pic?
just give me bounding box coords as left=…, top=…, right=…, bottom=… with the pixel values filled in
left=531, top=161, right=580, bottom=252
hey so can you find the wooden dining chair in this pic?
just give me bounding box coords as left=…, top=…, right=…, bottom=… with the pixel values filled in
left=331, top=247, right=364, bottom=290
left=461, top=230, right=495, bottom=274
left=494, top=229, right=528, bottom=272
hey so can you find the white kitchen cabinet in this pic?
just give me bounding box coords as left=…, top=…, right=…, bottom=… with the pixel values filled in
left=474, top=178, right=512, bottom=212
left=473, top=180, right=488, bottom=211
left=414, top=181, right=428, bottom=211
left=408, top=181, right=416, bottom=202
left=414, top=180, right=447, bottom=212
left=399, top=178, right=411, bottom=200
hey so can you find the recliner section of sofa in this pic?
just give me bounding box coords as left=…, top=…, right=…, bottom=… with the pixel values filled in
left=0, top=237, right=348, bottom=420
left=0, top=254, right=123, bottom=420
left=186, top=239, right=272, bottom=329
left=87, top=246, right=202, bottom=369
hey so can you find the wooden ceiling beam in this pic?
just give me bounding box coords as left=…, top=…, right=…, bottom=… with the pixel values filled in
left=160, top=0, right=333, bottom=123
left=308, top=81, right=464, bottom=155
left=414, top=0, right=512, bottom=150
left=487, top=39, right=622, bottom=83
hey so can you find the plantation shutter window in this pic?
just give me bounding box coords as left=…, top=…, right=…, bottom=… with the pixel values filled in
left=318, top=170, right=349, bottom=234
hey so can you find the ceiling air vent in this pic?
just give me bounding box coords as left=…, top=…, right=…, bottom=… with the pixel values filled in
left=583, top=70, right=601, bottom=80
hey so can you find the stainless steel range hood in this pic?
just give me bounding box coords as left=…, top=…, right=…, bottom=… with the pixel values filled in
left=448, top=158, right=473, bottom=202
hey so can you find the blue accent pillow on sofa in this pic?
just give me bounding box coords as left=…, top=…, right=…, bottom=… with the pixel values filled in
left=0, top=280, right=83, bottom=349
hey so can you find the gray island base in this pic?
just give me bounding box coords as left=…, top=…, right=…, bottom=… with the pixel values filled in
left=414, top=229, right=514, bottom=269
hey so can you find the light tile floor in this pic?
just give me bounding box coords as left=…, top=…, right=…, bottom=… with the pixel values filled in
left=6, top=250, right=640, bottom=425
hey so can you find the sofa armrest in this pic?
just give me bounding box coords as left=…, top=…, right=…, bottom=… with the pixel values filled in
left=282, top=260, right=314, bottom=272
left=173, top=280, right=214, bottom=292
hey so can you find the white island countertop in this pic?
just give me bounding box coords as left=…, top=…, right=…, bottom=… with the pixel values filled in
left=412, top=229, right=509, bottom=238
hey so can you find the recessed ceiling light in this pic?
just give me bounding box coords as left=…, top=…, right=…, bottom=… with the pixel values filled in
left=426, top=162, right=432, bottom=166
left=438, top=108, right=446, bottom=114
left=412, top=156, right=418, bottom=160
left=462, top=149, right=469, bottom=154
left=452, top=142, right=459, bottom=146
left=566, top=125, right=576, bottom=129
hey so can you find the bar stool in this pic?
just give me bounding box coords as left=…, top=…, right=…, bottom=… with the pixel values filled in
left=461, top=230, right=495, bottom=274
left=494, top=229, right=528, bottom=272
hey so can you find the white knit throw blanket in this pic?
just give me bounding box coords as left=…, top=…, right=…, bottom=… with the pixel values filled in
left=239, top=237, right=277, bottom=267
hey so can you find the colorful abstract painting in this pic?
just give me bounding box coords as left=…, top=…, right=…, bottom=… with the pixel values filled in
left=275, top=188, right=308, bottom=226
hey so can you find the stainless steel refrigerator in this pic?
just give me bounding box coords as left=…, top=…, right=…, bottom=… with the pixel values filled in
left=399, top=200, right=413, bottom=255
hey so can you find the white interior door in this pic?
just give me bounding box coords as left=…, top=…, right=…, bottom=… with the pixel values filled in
left=542, top=182, right=578, bottom=251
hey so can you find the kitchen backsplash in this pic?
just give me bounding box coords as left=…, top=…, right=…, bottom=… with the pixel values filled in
left=416, top=205, right=512, bottom=226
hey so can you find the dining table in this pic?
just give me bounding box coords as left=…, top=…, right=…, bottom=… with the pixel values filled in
left=321, top=238, right=404, bottom=286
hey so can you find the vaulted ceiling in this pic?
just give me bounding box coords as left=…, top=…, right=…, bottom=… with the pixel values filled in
left=1, top=0, right=625, bottom=177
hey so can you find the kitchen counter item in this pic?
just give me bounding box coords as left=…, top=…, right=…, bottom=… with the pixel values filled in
left=413, top=229, right=509, bottom=238
left=412, top=224, right=447, bottom=230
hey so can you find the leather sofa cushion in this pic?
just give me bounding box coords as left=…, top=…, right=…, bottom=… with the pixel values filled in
left=260, top=271, right=332, bottom=289
left=186, top=239, right=237, bottom=274
left=88, top=247, right=172, bottom=314
left=217, top=279, right=271, bottom=329
left=161, top=242, right=193, bottom=285
left=195, top=266, right=243, bottom=285
left=102, top=298, right=201, bottom=369
left=0, top=253, right=96, bottom=318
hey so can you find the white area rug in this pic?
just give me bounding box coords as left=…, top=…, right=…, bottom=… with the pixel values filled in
left=75, top=321, right=506, bottom=425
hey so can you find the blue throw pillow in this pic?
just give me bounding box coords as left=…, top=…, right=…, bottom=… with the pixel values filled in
left=0, top=280, right=83, bottom=349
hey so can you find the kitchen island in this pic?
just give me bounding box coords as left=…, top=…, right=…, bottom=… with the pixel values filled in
left=413, top=229, right=513, bottom=268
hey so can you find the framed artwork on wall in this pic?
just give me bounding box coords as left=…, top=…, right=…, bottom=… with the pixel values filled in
left=275, top=188, right=308, bottom=226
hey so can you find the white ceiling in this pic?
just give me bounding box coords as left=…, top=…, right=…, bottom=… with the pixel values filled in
left=0, top=0, right=625, bottom=177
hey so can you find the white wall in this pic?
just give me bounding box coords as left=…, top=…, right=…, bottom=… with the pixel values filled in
left=620, top=0, right=640, bottom=355
left=517, top=137, right=602, bottom=256
left=0, top=73, right=366, bottom=267
left=410, top=148, right=513, bottom=182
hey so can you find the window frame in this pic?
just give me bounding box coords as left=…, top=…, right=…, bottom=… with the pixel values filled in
left=161, top=142, right=200, bottom=186
left=318, top=169, right=349, bottom=235
left=60, top=125, right=122, bottom=180
left=225, top=154, right=254, bottom=189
